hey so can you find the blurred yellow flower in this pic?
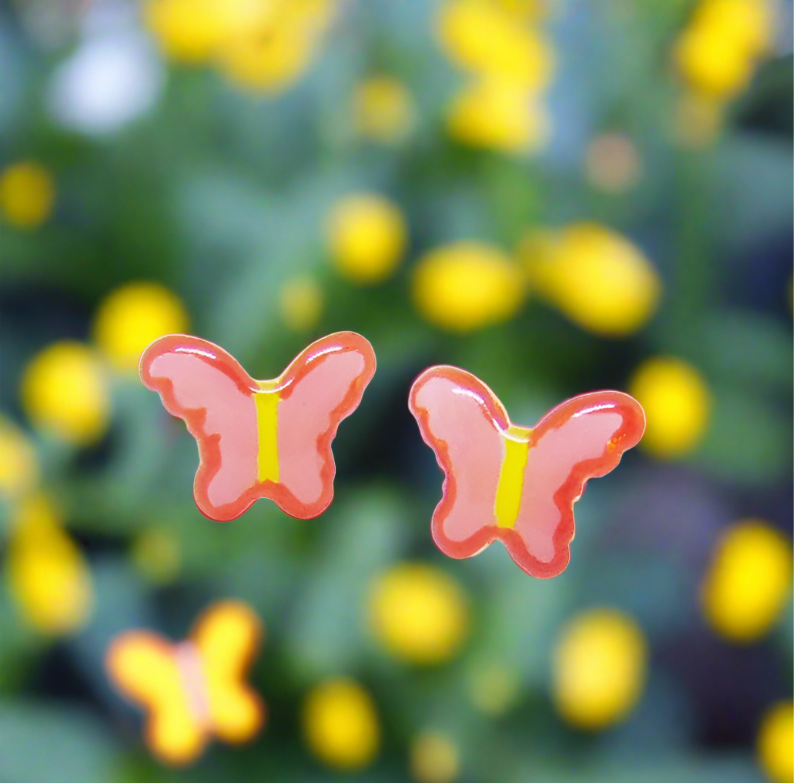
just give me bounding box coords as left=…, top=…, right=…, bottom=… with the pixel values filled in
left=144, top=0, right=225, bottom=63
left=701, top=520, right=792, bottom=643
left=0, top=161, right=55, bottom=229
left=412, top=241, right=526, bottom=332
left=132, top=527, right=182, bottom=584
left=521, top=223, right=661, bottom=336
left=628, top=356, right=711, bottom=458
left=278, top=275, right=324, bottom=331
left=552, top=608, right=647, bottom=730
left=302, top=678, right=380, bottom=770
left=216, top=22, right=316, bottom=93
left=146, top=0, right=334, bottom=93
left=491, top=0, right=551, bottom=19
left=757, top=701, right=794, bottom=783
left=354, top=76, right=416, bottom=144
left=21, top=341, right=110, bottom=446
left=368, top=563, right=469, bottom=665
left=93, top=281, right=189, bottom=372
left=694, top=0, right=772, bottom=55
left=674, top=27, right=755, bottom=98
left=674, top=0, right=773, bottom=99
left=447, top=77, right=550, bottom=153
left=7, top=494, right=92, bottom=635
left=327, top=194, right=407, bottom=285
left=409, top=731, right=460, bottom=783
left=437, top=0, right=554, bottom=90
left=0, top=417, right=38, bottom=499
left=466, top=663, right=520, bottom=715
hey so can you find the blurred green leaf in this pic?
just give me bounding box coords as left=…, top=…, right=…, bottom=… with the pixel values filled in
left=0, top=702, right=116, bottom=783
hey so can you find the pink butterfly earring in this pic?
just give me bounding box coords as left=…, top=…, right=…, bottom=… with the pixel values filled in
left=139, top=332, right=376, bottom=521
left=408, top=366, right=646, bottom=578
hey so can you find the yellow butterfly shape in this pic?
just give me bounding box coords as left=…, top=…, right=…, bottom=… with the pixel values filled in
left=106, top=600, right=265, bottom=765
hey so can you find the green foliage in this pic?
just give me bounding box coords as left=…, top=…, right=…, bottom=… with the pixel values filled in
left=0, top=1, right=790, bottom=782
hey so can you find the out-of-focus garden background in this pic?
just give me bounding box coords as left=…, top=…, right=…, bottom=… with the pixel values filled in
left=0, top=0, right=792, bottom=781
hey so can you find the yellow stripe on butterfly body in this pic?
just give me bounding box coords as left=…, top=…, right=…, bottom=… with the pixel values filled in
left=255, top=381, right=281, bottom=483
left=494, top=425, right=531, bottom=529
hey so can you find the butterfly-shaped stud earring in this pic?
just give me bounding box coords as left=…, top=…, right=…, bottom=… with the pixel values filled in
left=140, top=332, right=376, bottom=521
left=408, top=366, right=646, bottom=578
left=105, top=601, right=264, bottom=766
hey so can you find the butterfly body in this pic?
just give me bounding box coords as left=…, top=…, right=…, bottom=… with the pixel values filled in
left=139, top=332, right=376, bottom=521
left=106, top=601, right=264, bottom=766
left=409, top=366, right=646, bottom=578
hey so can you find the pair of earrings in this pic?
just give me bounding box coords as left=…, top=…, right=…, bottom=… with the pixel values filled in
left=140, top=331, right=646, bottom=579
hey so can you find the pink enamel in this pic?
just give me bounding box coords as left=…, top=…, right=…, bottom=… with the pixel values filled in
left=141, top=338, right=259, bottom=521
left=409, top=367, right=646, bottom=578
left=139, top=332, right=376, bottom=522
left=277, top=349, right=366, bottom=508
left=410, top=371, right=502, bottom=545
left=507, top=399, right=627, bottom=575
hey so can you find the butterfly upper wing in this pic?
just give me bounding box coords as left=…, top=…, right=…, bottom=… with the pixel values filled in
left=106, top=631, right=206, bottom=765
left=503, top=391, right=646, bottom=578
left=271, top=332, right=376, bottom=518
left=139, top=335, right=259, bottom=521
left=408, top=366, right=506, bottom=559
left=191, top=601, right=264, bottom=744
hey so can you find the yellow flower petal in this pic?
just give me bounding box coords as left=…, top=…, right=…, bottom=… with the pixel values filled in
left=412, top=241, right=526, bottom=332
left=327, top=194, right=407, bottom=285
left=552, top=608, right=647, bottom=730
left=368, top=563, right=469, bottom=665
left=302, top=678, right=380, bottom=770
left=701, top=520, right=792, bottom=643
left=216, top=24, right=316, bottom=92
left=7, top=494, right=92, bottom=635
left=21, top=341, right=110, bottom=446
left=447, top=77, right=550, bottom=153
left=522, top=222, right=661, bottom=336
left=437, top=0, right=555, bottom=89
left=0, top=162, right=55, bottom=229
left=144, top=0, right=224, bottom=63
left=757, top=702, right=794, bottom=783
left=674, top=25, right=755, bottom=98
left=0, top=417, right=39, bottom=499
left=628, top=356, right=711, bottom=458
left=93, top=281, right=189, bottom=372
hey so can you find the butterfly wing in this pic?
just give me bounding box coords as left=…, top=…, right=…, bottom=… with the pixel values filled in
left=106, top=631, right=206, bottom=765
left=503, top=391, right=646, bottom=578
left=139, top=334, right=259, bottom=521
left=408, top=366, right=506, bottom=559
left=271, top=332, right=376, bottom=518
left=191, top=601, right=264, bottom=744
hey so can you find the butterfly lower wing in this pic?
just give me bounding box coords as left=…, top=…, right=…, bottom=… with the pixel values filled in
left=505, top=391, right=646, bottom=578
left=106, top=631, right=206, bottom=765
left=140, top=335, right=259, bottom=521
left=409, top=366, right=506, bottom=559
left=272, top=332, right=376, bottom=518
left=191, top=601, right=264, bottom=744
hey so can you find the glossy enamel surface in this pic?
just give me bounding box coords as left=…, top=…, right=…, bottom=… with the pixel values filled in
left=409, top=366, right=646, bottom=578
left=139, top=332, right=376, bottom=521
